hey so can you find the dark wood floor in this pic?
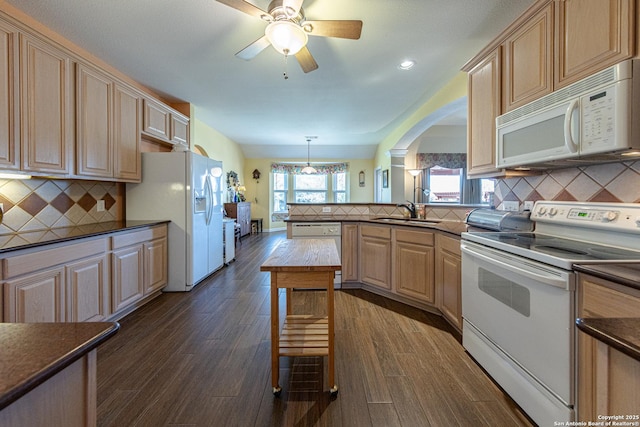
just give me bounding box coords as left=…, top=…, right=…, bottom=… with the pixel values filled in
left=97, top=231, right=534, bottom=427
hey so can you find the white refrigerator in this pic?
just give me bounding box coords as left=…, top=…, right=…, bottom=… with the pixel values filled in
left=126, top=151, right=224, bottom=291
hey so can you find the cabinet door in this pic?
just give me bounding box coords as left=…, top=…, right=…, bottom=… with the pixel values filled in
left=341, top=223, right=359, bottom=282
left=577, top=274, right=640, bottom=420
left=113, top=83, right=141, bottom=181
left=112, top=245, right=144, bottom=312
left=555, top=0, right=634, bottom=89
left=66, top=254, right=110, bottom=322
left=20, top=34, right=73, bottom=174
left=467, top=48, right=502, bottom=177
left=395, top=241, right=435, bottom=303
left=76, top=63, right=113, bottom=178
left=144, top=237, right=167, bottom=295
left=142, top=98, right=170, bottom=142
left=360, top=235, right=391, bottom=290
left=503, top=3, right=553, bottom=111
left=436, top=235, right=462, bottom=330
left=170, top=113, right=189, bottom=146
left=4, top=268, right=65, bottom=322
left=0, top=21, right=18, bottom=169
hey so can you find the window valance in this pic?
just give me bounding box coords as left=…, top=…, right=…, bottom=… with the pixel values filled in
left=417, top=153, right=466, bottom=170
left=271, top=162, right=349, bottom=175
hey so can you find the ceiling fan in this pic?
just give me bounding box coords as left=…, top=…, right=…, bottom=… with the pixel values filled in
left=216, top=0, right=363, bottom=73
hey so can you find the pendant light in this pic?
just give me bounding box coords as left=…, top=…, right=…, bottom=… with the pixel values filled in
left=301, top=137, right=317, bottom=174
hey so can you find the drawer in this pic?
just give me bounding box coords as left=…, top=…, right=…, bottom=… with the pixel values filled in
left=360, top=225, right=391, bottom=239
left=395, top=229, right=434, bottom=246
left=436, top=234, right=461, bottom=255
left=2, top=238, right=108, bottom=279
left=112, top=225, right=167, bottom=249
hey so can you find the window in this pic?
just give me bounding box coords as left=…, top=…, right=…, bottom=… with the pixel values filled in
left=294, top=174, right=327, bottom=203
left=428, top=166, right=462, bottom=203
left=333, top=172, right=346, bottom=203
left=273, top=172, right=288, bottom=213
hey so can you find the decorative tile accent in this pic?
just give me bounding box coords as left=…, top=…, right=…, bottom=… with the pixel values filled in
left=0, top=178, right=121, bottom=234
left=494, top=161, right=640, bottom=208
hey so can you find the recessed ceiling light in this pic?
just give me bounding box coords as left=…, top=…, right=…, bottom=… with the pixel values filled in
left=398, top=60, right=416, bottom=70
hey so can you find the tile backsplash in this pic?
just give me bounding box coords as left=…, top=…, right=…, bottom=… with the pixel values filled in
left=494, top=161, right=640, bottom=208
left=0, top=179, right=121, bottom=234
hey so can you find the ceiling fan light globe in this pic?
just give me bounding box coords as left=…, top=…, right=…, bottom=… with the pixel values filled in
left=265, top=20, right=308, bottom=55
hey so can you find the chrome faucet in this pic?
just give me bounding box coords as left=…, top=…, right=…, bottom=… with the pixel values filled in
left=397, top=201, right=417, bottom=218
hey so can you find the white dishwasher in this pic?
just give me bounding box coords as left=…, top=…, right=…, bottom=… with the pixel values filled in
left=290, top=222, right=342, bottom=288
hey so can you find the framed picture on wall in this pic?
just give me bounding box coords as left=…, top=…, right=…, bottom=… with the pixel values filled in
left=382, top=169, right=389, bottom=188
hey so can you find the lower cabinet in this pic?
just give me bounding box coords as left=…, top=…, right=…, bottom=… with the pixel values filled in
left=359, top=225, right=392, bottom=289
left=577, top=273, right=640, bottom=420
left=435, top=234, right=462, bottom=330
left=1, top=224, right=167, bottom=323
left=394, top=228, right=435, bottom=304
left=341, top=223, right=359, bottom=283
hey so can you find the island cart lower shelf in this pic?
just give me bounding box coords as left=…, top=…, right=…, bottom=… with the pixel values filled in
left=260, top=239, right=341, bottom=396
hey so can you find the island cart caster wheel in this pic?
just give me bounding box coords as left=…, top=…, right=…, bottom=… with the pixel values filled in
left=330, top=385, right=339, bottom=398
left=273, top=386, right=282, bottom=397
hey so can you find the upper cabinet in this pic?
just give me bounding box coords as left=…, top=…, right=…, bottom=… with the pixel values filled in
left=555, top=0, right=634, bottom=88
left=464, top=0, right=636, bottom=177
left=20, top=33, right=74, bottom=175
left=503, top=3, right=554, bottom=111
left=76, top=62, right=141, bottom=182
left=467, top=48, right=502, bottom=177
left=0, top=20, right=18, bottom=170
left=142, top=97, right=189, bottom=146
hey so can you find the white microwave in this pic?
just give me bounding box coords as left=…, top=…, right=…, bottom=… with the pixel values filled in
left=496, top=60, right=640, bottom=169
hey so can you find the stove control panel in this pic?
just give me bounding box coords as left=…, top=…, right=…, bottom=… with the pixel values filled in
left=532, top=201, right=640, bottom=233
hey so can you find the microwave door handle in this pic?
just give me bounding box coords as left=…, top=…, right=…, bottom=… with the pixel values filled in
left=564, top=99, right=579, bottom=153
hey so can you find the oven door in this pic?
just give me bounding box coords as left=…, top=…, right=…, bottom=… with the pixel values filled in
left=461, top=241, right=575, bottom=418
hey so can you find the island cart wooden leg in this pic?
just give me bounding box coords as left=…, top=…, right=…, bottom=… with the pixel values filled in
left=327, top=274, right=338, bottom=396
left=270, top=274, right=282, bottom=396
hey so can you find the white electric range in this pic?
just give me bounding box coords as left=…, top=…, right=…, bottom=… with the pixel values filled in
left=461, top=201, right=640, bottom=426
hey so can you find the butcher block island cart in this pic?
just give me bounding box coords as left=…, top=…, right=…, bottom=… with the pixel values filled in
left=260, top=239, right=341, bottom=396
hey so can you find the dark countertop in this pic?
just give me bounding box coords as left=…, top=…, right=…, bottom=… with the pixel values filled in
left=0, top=220, right=170, bottom=254
left=286, top=215, right=467, bottom=237
left=576, top=318, right=640, bottom=362
left=573, top=263, right=640, bottom=291
left=0, top=322, right=120, bottom=409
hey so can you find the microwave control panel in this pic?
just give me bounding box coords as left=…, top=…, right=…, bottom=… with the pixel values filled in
left=581, top=87, right=616, bottom=148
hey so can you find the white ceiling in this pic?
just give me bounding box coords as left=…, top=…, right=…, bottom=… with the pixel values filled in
left=6, top=0, right=534, bottom=159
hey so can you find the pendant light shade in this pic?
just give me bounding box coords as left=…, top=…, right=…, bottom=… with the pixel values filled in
left=302, top=138, right=317, bottom=174
left=265, top=20, right=308, bottom=55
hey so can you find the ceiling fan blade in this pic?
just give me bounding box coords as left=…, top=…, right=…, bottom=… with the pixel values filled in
left=303, top=20, right=363, bottom=39
left=215, top=0, right=269, bottom=19
left=295, top=46, right=318, bottom=73
left=236, top=36, right=271, bottom=60
left=283, top=0, right=304, bottom=17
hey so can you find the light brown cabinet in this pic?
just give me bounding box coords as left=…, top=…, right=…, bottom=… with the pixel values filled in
left=555, top=0, right=634, bottom=89
left=435, top=234, right=462, bottom=331
left=341, top=223, right=359, bottom=283
left=577, top=273, right=640, bottom=420
left=394, top=228, right=435, bottom=304
left=467, top=48, right=502, bottom=177
left=20, top=33, right=74, bottom=175
left=0, top=20, right=18, bottom=170
left=1, top=224, right=166, bottom=323
left=2, top=238, right=108, bottom=322
left=225, top=202, right=251, bottom=237
left=143, top=97, right=189, bottom=146
left=76, top=61, right=141, bottom=182
left=503, top=3, right=554, bottom=111
left=359, top=225, right=392, bottom=290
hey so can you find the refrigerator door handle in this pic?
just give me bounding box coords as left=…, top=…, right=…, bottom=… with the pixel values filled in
left=204, top=175, right=212, bottom=225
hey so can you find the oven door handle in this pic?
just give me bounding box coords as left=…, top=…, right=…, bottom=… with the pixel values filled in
left=461, top=243, right=571, bottom=289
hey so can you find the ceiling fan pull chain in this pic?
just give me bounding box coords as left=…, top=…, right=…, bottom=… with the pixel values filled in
left=282, top=48, right=290, bottom=80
